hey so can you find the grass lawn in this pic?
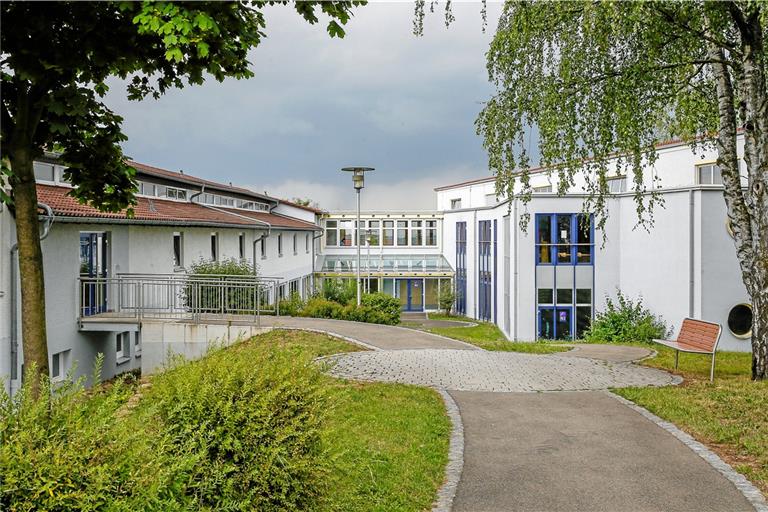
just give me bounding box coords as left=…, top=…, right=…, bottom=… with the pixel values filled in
left=614, top=345, right=768, bottom=495
left=257, top=329, right=451, bottom=511
left=420, top=314, right=570, bottom=354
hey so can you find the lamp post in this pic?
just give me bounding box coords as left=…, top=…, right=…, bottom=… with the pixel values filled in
left=341, top=167, right=374, bottom=306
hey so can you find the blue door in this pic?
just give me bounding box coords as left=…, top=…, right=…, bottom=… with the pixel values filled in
left=397, top=279, right=424, bottom=312
left=538, top=306, right=572, bottom=340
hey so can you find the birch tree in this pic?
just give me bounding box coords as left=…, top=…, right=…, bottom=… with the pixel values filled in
left=473, top=1, right=767, bottom=379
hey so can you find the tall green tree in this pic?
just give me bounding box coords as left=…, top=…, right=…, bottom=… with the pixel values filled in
left=474, top=1, right=767, bottom=379
left=1, top=1, right=362, bottom=394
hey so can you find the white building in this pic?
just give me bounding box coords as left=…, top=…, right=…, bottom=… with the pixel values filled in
left=1, top=158, right=321, bottom=396
left=434, top=137, right=752, bottom=352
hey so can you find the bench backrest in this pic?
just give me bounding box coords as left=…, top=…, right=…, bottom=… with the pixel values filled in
left=676, top=318, right=721, bottom=353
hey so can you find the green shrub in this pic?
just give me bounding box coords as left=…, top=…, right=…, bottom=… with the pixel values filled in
left=438, top=285, right=456, bottom=316
left=302, top=297, right=345, bottom=319
left=145, top=344, right=330, bottom=511
left=184, top=258, right=259, bottom=314
left=1, top=346, right=331, bottom=511
left=584, top=291, right=670, bottom=343
left=360, top=293, right=400, bottom=325
left=278, top=291, right=305, bottom=316
left=321, top=279, right=356, bottom=305
left=0, top=359, right=195, bottom=511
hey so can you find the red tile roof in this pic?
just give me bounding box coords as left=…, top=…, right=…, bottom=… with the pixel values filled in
left=37, top=184, right=318, bottom=230
left=278, top=199, right=325, bottom=214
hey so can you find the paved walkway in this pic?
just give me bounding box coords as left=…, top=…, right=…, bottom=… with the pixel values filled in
left=263, top=317, right=761, bottom=511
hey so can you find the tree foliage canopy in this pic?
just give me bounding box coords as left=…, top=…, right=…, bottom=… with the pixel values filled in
left=1, top=1, right=362, bottom=212
left=476, top=1, right=765, bottom=231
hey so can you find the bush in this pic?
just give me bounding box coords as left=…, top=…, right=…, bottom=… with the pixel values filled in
left=438, top=285, right=456, bottom=316
left=584, top=291, right=670, bottom=343
left=299, top=293, right=401, bottom=325
left=0, top=347, right=331, bottom=511
left=146, top=344, right=330, bottom=510
left=278, top=291, right=305, bottom=316
left=321, top=279, right=356, bottom=305
left=184, top=258, right=259, bottom=314
left=360, top=293, right=401, bottom=325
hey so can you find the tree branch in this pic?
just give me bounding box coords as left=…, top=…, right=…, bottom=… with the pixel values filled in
left=655, top=5, right=740, bottom=54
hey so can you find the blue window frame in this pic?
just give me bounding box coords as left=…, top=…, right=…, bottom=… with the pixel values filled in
left=455, top=222, right=467, bottom=315
left=535, top=213, right=593, bottom=266
left=478, top=220, right=492, bottom=321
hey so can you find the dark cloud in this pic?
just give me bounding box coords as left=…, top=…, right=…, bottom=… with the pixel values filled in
left=105, top=2, right=504, bottom=209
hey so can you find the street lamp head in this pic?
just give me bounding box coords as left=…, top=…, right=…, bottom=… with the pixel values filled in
left=341, top=166, right=374, bottom=190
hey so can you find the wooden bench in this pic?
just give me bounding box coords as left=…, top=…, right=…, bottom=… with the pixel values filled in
left=652, top=318, right=722, bottom=382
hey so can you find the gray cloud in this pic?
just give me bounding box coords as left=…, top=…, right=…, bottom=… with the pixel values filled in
left=105, top=1, right=504, bottom=210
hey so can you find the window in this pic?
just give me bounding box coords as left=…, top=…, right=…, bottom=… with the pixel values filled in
left=325, top=220, right=338, bottom=246
left=556, top=288, right=573, bottom=304
left=478, top=220, right=493, bottom=321
left=607, top=176, right=627, bottom=193
left=278, top=233, right=283, bottom=256
left=172, top=232, right=183, bottom=268
left=538, top=288, right=554, bottom=304
left=51, top=350, right=70, bottom=380
left=536, top=213, right=593, bottom=265
left=728, top=304, right=752, bottom=338
left=134, top=331, right=141, bottom=355
left=455, top=222, right=467, bottom=315
left=155, top=184, right=167, bottom=197
left=339, top=221, right=353, bottom=246
left=33, top=162, right=55, bottom=182
left=697, top=163, right=723, bottom=185
left=396, top=220, right=408, bottom=246
left=293, top=233, right=297, bottom=255
left=116, top=332, right=129, bottom=361
left=576, top=288, right=592, bottom=304
left=425, top=220, right=438, bottom=246
left=368, top=220, right=380, bottom=246
left=167, top=187, right=187, bottom=200
left=485, top=193, right=497, bottom=206
left=450, top=198, right=462, bottom=209
left=305, top=233, right=310, bottom=253
left=210, top=233, right=219, bottom=261
left=260, top=237, right=266, bottom=259
left=383, top=220, right=394, bottom=246
left=533, top=185, right=553, bottom=193
left=238, top=233, right=246, bottom=259
left=410, top=220, right=423, bottom=246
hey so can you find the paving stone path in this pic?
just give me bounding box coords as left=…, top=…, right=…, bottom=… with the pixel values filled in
left=327, top=349, right=678, bottom=391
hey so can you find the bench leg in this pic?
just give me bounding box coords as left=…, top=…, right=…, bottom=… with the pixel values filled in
left=710, top=353, right=716, bottom=383
left=674, top=350, right=679, bottom=370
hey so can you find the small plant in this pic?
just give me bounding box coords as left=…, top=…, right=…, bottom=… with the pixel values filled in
left=278, top=291, right=305, bottom=316
left=584, top=291, right=670, bottom=343
left=321, top=279, right=356, bottom=305
left=438, top=284, right=456, bottom=316
left=184, top=258, right=259, bottom=313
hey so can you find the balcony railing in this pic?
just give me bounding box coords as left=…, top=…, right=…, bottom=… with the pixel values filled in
left=78, top=274, right=284, bottom=324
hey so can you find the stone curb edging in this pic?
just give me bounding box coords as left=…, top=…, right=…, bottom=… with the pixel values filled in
left=431, top=388, right=465, bottom=512
left=608, top=391, right=768, bottom=512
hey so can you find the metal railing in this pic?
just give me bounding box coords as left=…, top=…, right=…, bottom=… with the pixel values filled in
left=78, top=274, right=283, bottom=325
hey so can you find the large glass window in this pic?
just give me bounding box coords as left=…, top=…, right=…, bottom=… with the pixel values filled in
left=426, top=220, right=438, bottom=246
left=607, top=176, right=627, bottom=193
left=697, top=164, right=722, bottom=185
left=455, top=222, right=467, bottom=315
left=339, top=221, right=353, bottom=247
left=536, top=214, right=593, bottom=265
left=478, top=220, right=492, bottom=321
left=326, top=220, right=338, bottom=246
left=410, top=220, right=423, bottom=245
left=383, top=220, right=394, bottom=246
left=396, top=221, right=408, bottom=246
left=33, top=162, right=55, bottom=182
left=368, top=220, right=380, bottom=246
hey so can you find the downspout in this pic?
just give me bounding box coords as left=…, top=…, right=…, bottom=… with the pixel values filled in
left=189, top=184, right=205, bottom=203
left=10, top=203, right=54, bottom=396
left=688, top=189, right=695, bottom=317
left=312, top=224, right=324, bottom=295
left=513, top=197, right=519, bottom=341
left=473, top=208, right=478, bottom=319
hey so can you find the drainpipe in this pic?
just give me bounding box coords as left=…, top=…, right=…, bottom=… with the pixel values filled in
left=10, top=203, right=54, bottom=397
left=189, top=184, right=205, bottom=203
left=513, top=197, right=519, bottom=341
left=473, top=208, right=478, bottom=319
left=688, top=190, right=695, bottom=317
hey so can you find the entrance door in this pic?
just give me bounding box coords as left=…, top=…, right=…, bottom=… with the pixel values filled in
left=538, top=306, right=572, bottom=340
left=396, top=278, right=424, bottom=312
left=80, top=232, right=109, bottom=316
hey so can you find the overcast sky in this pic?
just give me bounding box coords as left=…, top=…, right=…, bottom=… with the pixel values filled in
left=106, top=1, right=504, bottom=210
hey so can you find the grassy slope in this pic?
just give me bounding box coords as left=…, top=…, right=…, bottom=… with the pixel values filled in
left=253, top=330, right=451, bottom=511
left=421, top=314, right=570, bottom=354
left=613, top=345, right=767, bottom=494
